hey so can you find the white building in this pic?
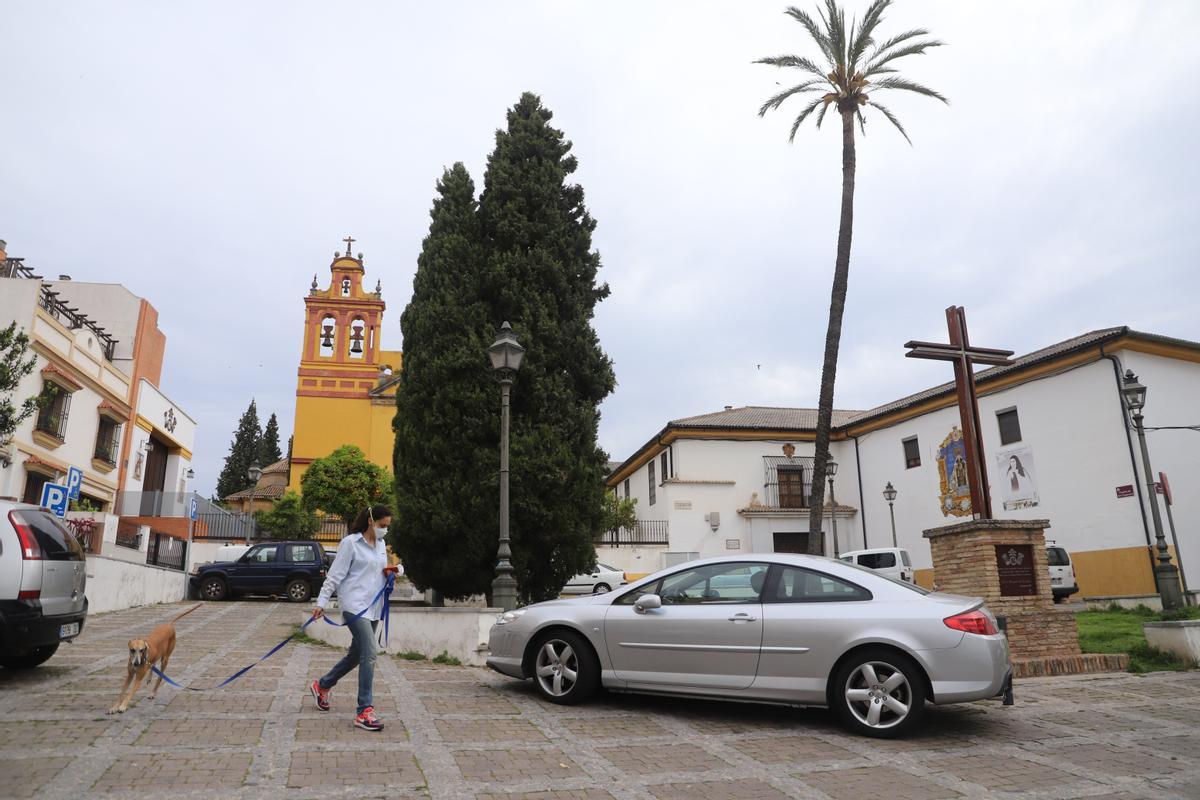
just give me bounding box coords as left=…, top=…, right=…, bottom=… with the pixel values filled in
left=605, top=327, right=1200, bottom=603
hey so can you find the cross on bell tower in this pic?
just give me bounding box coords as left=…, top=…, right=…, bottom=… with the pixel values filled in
left=342, top=235, right=356, bottom=257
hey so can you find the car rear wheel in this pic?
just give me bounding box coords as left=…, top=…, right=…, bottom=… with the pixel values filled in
left=0, top=644, right=59, bottom=669
left=200, top=576, right=228, bottom=601
left=593, top=583, right=611, bottom=594
left=531, top=630, right=599, bottom=705
left=832, top=648, right=926, bottom=738
left=286, top=579, right=312, bottom=603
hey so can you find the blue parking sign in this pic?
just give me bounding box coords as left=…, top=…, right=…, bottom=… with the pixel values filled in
left=40, top=483, right=70, bottom=517
left=189, top=497, right=199, bottom=521
left=66, top=466, right=83, bottom=500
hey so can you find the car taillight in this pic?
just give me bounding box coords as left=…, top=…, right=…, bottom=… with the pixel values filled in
left=944, top=610, right=998, bottom=636
left=8, top=511, right=42, bottom=560
left=18, top=589, right=40, bottom=600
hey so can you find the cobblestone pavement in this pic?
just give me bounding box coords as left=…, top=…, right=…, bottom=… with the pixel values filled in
left=2, top=601, right=1198, bottom=800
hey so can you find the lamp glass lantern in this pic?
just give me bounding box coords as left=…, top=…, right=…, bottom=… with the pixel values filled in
left=826, top=460, right=838, bottom=477
left=185, top=468, right=195, bottom=480
left=883, top=482, right=898, bottom=503
left=487, top=322, right=526, bottom=374
left=247, top=464, right=263, bottom=483
left=1121, top=369, right=1147, bottom=413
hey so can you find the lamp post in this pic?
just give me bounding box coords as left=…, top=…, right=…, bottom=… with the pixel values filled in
left=247, top=463, right=262, bottom=541
left=487, top=322, right=525, bottom=612
left=883, top=482, right=898, bottom=548
left=826, top=460, right=839, bottom=558
left=1121, top=370, right=1183, bottom=611
left=184, top=468, right=196, bottom=590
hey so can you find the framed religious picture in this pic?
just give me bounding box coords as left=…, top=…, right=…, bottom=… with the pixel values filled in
left=996, top=444, right=1039, bottom=510
left=937, top=427, right=972, bottom=517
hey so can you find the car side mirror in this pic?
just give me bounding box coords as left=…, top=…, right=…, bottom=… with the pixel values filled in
left=634, top=594, right=662, bottom=614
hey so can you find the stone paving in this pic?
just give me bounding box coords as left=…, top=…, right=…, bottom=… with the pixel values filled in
left=2, top=600, right=1199, bottom=800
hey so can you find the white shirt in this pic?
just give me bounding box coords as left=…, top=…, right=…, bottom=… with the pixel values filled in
left=316, top=532, right=388, bottom=621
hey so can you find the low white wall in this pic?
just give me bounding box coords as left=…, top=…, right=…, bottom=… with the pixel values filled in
left=301, top=603, right=500, bottom=666
left=1143, top=620, right=1200, bottom=665
left=596, top=546, right=668, bottom=576
left=85, top=554, right=187, bottom=615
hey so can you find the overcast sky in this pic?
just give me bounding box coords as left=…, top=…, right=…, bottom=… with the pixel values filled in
left=3, top=1, right=1198, bottom=496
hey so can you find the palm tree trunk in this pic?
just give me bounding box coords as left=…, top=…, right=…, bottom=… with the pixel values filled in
left=806, top=108, right=857, bottom=554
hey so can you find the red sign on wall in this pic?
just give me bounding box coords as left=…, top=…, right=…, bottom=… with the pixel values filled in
left=1115, top=485, right=1134, bottom=498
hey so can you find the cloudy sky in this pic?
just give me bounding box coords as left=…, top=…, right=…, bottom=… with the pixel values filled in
left=3, top=1, right=1198, bottom=496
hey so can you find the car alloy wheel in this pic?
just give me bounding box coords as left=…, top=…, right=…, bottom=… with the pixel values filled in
left=286, top=579, right=311, bottom=603
left=536, top=638, right=579, bottom=698
left=201, top=577, right=227, bottom=601
left=834, top=648, right=928, bottom=739
left=593, top=583, right=611, bottom=594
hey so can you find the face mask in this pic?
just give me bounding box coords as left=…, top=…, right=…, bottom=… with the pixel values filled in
left=374, top=526, right=388, bottom=537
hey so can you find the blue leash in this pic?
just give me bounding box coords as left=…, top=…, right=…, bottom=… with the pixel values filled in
left=151, top=575, right=394, bottom=692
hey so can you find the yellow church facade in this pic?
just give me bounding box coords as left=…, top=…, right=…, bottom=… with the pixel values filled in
left=288, top=239, right=401, bottom=493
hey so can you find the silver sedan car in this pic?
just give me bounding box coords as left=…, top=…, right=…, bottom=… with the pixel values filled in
left=488, top=554, right=1011, bottom=738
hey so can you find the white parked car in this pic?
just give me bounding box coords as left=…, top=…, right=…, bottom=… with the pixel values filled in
left=840, top=548, right=914, bottom=583
left=562, top=563, right=627, bottom=595
left=1047, top=544, right=1079, bottom=601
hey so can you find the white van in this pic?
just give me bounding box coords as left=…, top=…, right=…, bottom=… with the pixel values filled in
left=1047, top=543, right=1079, bottom=601
left=840, top=547, right=914, bottom=583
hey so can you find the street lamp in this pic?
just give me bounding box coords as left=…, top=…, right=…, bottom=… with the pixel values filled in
left=488, top=322, right=525, bottom=612
left=826, top=460, right=839, bottom=558
left=883, top=482, right=898, bottom=548
left=1121, top=369, right=1183, bottom=611
left=247, top=463, right=263, bottom=540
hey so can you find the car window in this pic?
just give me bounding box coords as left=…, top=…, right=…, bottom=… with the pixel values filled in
left=613, top=579, right=662, bottom=605
left=285, top=544, right=317, bottom=563
left=13, top=510, right=84, bottom=561
left=1046, top=547, right=1070, bottom=567
left=599, top=563, right=617, bottom=572
left=859, top=552, right=896, bottom=569
left=839, top=556, right=853, bottom=563
left=901, top=551, right=912, bottom=567
left=656, top=563, right=770, bottom=605
left=836, top=559, right=930, bottom=594
left=244, top=545, right=277, bottom=564
left=768, top=566, right=872, bottom=602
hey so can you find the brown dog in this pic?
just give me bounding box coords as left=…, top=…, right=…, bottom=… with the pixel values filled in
left=107, top=603, right=202, bottom=714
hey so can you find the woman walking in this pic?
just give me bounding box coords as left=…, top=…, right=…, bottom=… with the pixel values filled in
left=309, top=504, right=398, bottom=731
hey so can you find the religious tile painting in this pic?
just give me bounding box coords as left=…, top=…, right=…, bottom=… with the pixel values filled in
left=937, top=427, right=972, bottom=517
left=997, top=444, right=1039, bottom=510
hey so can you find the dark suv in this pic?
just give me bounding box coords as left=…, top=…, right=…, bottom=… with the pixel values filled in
left=1, top=500, right=88, bottom=668
left=190, top=541, right=327, bottom=603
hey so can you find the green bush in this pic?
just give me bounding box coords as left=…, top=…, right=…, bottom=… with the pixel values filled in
left=397, top=651, right=427, bottom=661
left=432, top=651, right=462, bottom=666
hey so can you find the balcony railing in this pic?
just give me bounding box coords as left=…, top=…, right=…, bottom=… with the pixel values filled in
left=762, top=455, right=815, bottom=509
left=595, top=519, right=670, bottom=547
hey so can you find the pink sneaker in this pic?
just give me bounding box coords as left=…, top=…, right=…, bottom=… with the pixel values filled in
left=310, top=680, right=331, bottom=712
left=355, top=706, right=384, bottom=731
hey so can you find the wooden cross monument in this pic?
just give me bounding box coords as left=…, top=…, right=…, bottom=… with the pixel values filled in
left=905, top=306, right=1014, bottom=519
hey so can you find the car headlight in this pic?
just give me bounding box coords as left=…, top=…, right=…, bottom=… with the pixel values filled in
left=496, top=609, right=527, bottom=625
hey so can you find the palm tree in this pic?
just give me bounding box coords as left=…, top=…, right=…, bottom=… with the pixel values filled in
left=756, top=0, right=946, bottom=550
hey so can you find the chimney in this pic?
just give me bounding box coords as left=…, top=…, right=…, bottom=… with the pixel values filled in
left=724, top=405, right=733, bottom=411
left=0, top=240, right=7, bottom=261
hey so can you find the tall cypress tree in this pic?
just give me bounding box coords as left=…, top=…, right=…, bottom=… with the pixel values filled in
left=393, top=94, right=615, bottom=603
left=393, top=163, right=496, bottom=597
left=216, top=399, right=262, bottom=500
left=259, top=412, right=282, bottom=466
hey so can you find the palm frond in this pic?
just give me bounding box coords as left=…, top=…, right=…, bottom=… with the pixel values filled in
left=754, top=54, right=828, bottom=79
left=872, top=76, right=949, bottom=104
left=784, top=6, right=836, bottom=65
left=870, top=28, right=931, bottom=58
left=821, top=0, right=848, bottom=73
left=816, top=100, right=831, bottom=129
left=788, top=95, right=826, bottom=143
left=848, top=0, right=891, bottom=70
left=865, top=39, right=944, bottom=75
left=758, top=80, right=827, bottom=117
left=868, top=99, right=911, bottom=144
left=856, top=108, right=866, bottom=135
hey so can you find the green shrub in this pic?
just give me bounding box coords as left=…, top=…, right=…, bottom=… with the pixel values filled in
left=432, top=651, right=462, bottom=666
left=397, top=651, right=427, bottom=661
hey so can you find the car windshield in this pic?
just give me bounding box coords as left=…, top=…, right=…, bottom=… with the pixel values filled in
left=837, top=559, right=930, bottom=594
left=598, top=564, right=617, bottom=572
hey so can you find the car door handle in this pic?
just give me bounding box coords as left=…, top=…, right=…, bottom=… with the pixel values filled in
left=728, top=613, right=757, bottom=622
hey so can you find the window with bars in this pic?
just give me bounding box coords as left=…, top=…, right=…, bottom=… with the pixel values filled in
left=902, top=436, right=921, bottom=469
left=34, top=382, right=72, bottom=441
left=997, top=408, right=1022, bottom=445
left=623, top=478, right=630, bottom=499
left=94, top=417, right=121, bottom=465
left=660, top=452, right=669, bottom=485
left=777, top=466, right=807, bottom=509
left=648, top=460, right=656, bottom=506
left=762, top=456, right=814, bottom=508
